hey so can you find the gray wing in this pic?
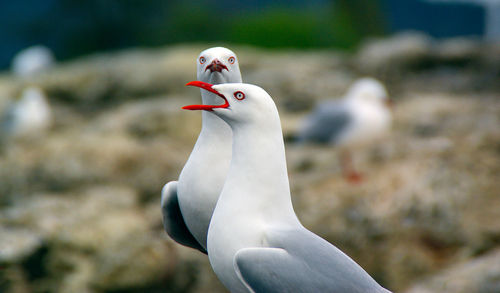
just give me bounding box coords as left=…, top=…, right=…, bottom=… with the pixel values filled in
left=0, top=104, right=15, bottom=134
left=296, top=100, right=352, bottom=145
left=161, top=181, right=207, bottom=254
left=234, top=228, right=390, bottom=293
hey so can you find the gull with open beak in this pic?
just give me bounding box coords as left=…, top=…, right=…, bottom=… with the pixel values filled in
left=183, top=80, right=392, bottom=293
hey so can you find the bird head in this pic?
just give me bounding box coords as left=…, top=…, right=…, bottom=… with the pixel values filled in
left=183, top=81, right=277, bottom=125
left=197, top=47, right=242, bottom=85
left=347, top=78, right=392, bottom=108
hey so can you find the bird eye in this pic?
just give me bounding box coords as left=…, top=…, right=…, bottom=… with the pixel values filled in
left=228, top=56, right=235, bottom=64
left=199, top=57, right=206, bottom=64
left=234, top=91, right=245, bottom=100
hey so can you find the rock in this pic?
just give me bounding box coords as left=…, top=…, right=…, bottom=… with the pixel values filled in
left=28, top=46, right=199, bottom=105
left=355, top=32, right=432, bottom=74
left=0, top=130, right=189, bottom=200
left=434, top=38, right=481, bottom=61
left=89, top=95, right=201, bottom=142
left=405, top=248, right=500, bottom=293
left=0, top=227, right=42, bottom=264
left=2, top=186, right=139, bottom=243
left=244, top=51, right=352, bottom=111
left=92, top=234, right=176, bottom=291
left=0, top=186, right=179, bottom=292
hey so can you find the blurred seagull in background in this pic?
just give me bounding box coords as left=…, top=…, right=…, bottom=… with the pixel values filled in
left=11, top=45, right=55, bottom=78
left=296, top=77, right=392, bottom=182
left=183, top=81, right=392, bottom=293
left=1, top=86, right=53, bottom=141
left=161, top=47, right=242, bottom=253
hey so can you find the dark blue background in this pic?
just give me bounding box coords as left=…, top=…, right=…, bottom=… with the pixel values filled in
left=0, top=0, right=484, bottom=69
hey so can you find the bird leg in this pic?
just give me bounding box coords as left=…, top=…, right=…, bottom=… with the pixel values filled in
left=339, top=150, right=363, bottom=183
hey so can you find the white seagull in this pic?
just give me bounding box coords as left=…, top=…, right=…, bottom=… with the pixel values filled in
left=1, top=86, right=53, bottom=141
left=161, top=47, right=242, bottom=253
left=296, top=77, right=392, bottom=182
left=183, top=81, right=392, bottom=293
left=11, top=45, right=55, bottom=77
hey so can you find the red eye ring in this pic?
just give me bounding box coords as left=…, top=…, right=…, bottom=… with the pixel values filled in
left=234, top=91, right=245, bottom=100
left=199, top=56, right=206, bottom=64
left=228, top=56, right=235, bottom=64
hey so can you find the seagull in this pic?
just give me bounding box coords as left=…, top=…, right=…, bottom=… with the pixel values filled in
left=1, top=86, right=53, bottom=141
left=161, top=47, right=242, bottom=253
left=296, top=77, right=392, bottom=182
left=11, top=45, right=55, bottom=77
left=183, top=81, right=392, bottom=293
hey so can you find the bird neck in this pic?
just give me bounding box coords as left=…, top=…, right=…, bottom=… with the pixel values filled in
left=221, top=112, right=297, bottom=222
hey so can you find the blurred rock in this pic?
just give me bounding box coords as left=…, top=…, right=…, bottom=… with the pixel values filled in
left=0, top=129, right=190, bottom=201
left=92, top=235, right=176, bottom=291
left=24, top=46, right=198, bottom=106
left=0, top=227, right=42, bottom=264
left=90, top=95, right=201, bottom=141
left=434, top=38, right=481, bottom=61
left=355, top=33, right=500, bottom=92
left=244, top=50, right=352, bottom=111
left=405, top=248, right=500, bottom=293
left=0, top=186, right=178, bottom=293
left=355, top=32, right=432, bottom=74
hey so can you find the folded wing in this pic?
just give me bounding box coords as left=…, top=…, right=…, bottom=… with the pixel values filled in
left=161, top=181, right=207, bottom=254
left=234, top=228, right=390, bottom=293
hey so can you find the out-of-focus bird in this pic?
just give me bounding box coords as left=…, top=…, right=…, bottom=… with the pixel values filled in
left=1, top=86, right=53, bottom=141
left=296, top=78, right=392, bottom=182
left=161, top=47, right=242, bottom=253
left=11, top=45, right=55, bottom=77
left=183, top=81, right=392, bottom=293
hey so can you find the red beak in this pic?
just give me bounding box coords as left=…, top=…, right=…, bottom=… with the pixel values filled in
left=205, top=58, right=228, bottom=73
left=183, top=81, right=229, bottom=111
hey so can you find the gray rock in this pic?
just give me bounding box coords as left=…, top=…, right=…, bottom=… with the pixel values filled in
left=355, top=32, right=432, bottom=73
left=405, top=249, right=500, bottom=293
left=434, top=38, right=481, bottom=61
left=92, top=234, right=176, bottom=291
left=0, top=227, right=42, bottom=264
left=0, top=186, right=178, bottom=292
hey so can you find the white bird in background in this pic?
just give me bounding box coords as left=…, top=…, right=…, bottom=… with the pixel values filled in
left=161, top=47, right=242, bottom=253
left=1, top=86, right=53, bottom=141
left=11, top=45, right=55, bottom=77
left=183, top=81, right=391, bottom=293
left=296, top=77, right=392, bottom=183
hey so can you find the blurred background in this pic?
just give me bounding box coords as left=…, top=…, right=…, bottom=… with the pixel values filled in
left=0, top=0, right=499, bottom=292
left=0, top=0, right=491, bottom=69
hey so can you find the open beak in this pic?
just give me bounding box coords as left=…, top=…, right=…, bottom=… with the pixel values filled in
left=183, top=81, right=229, bottom=111
left=205, top=59, right=228, bottom=73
